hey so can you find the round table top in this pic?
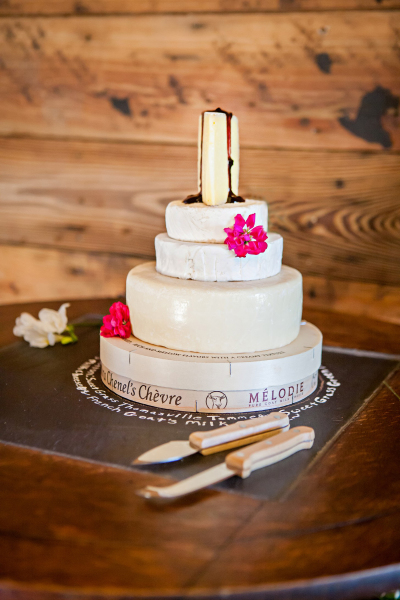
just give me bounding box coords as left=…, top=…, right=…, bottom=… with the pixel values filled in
left=1, top=299, right=400, bottom=600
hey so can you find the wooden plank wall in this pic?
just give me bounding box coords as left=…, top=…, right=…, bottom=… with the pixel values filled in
left=0, top=1, right=399, bottom=324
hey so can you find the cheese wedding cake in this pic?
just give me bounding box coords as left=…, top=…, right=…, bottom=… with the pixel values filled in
left=100, top=109, right=322, bottom=413
left=126, top=109, right=301, bottom=354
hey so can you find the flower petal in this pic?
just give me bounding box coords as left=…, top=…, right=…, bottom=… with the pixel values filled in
left=234, top=214, right=245, bottom=230
left=101, top=302, right=132, bottom=339
left=246, top=213, right=256, bottom=229
left=235, top=246, right=248, bottom=257
left=39, top=304, right=69, bottom=334
left=14, top=312, right=48, bottom=338
left=48, top=332, right=62, bottom=346
left=251, top=226, right=267, bottom=241
left=23, top=328, right=50, bottom=348
left=57, top=303, right=70, bottom=333
left=100, top=325, right=114, bottom=337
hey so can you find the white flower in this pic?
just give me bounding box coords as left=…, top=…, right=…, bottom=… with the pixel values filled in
left=13, top=303, right=70, bottom=348
left=13, top=313, right=49, bottom=348
left=47, top=331, right=63, bottom=346
left=38, top=303, right=70, bottom=334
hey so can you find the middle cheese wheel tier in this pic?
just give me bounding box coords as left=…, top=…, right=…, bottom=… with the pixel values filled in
left=166, top=199, right=268, bottom=243
left=126, top=262, right=302, bottom=354
left=155, top=232, right=283, bottom=281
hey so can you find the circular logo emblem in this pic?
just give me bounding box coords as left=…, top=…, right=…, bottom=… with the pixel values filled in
left=206, top=391, right=228, bottom=410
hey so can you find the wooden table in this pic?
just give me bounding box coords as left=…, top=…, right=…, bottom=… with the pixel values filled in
left=1, top=299, right=400, bottom=600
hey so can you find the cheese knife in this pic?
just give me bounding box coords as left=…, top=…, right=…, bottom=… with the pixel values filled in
left=137, top=426, right=315, bottom=499
left=132, top=412, right=289, bottom=465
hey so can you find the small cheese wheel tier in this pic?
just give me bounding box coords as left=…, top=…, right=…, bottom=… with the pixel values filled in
left=166, top=199, right=268, bottom=243
left=126, top=262, right=302, bottom=354
left=155, top=232, right=283, bottom=282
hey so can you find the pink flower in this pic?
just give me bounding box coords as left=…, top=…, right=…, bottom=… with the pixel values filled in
left=224, top=213, right=268, bottom=258
left=100, top=302, right=132, bottom=339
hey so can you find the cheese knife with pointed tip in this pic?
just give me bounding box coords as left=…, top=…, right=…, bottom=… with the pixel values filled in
left=137, top=426, right=315, bottom=500
left=132, top=412, right=289, bottom=465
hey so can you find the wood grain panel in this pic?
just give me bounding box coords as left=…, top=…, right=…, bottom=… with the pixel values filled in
left=303, top=277, right=400, bottom=326
left=1, top=0, right=400, bottom=15
left=0, top=245, right=143, bottom=304
left=242, top=147, right=400, bottom=286
left=1, top=138, right=399, bottom=286
left=0, top=138, right=191, bottom=258
left=302, top=307, right=400, bottom=352
left=0, top=12, right=399, bottom=149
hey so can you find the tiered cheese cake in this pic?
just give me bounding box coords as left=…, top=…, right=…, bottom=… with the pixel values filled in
left=100, top=109, right=322, bottom=413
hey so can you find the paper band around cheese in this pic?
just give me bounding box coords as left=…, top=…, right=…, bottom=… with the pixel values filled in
left=100, top=322, right=322, bottom=412
left=126, top=263, right=302, bottom=354
left=100, top=321, right=321, bottom=392
left=166, top=199, right=268, bottom=244
left=155, top=232, right=283, bottom=282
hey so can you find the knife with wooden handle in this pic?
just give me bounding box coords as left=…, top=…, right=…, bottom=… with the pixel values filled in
left=137, top=426, right=315, bottom=499
left=132, top=412, right=289, bottom=464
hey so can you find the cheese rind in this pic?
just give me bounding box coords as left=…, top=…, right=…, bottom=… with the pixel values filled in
left=155, top=232, right=283, bottom=282
left=166, top=199, right=268, bottom=243
left=126, top=263, right=302, bottom=353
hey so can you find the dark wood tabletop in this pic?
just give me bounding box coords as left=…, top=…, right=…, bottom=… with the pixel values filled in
left=0, top=299, right=400, bottom=600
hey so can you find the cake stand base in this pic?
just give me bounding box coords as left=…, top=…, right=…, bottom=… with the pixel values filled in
left=100, top=321, right=322, bottom=414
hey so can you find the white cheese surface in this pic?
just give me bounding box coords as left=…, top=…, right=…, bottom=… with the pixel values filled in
left=166, top=199, right=268, bottom=243
left=155, top=232, right=283, bottom=281
left=126, top=262, right=302, bottom=354
left=199, top=112, right=239, bottom=205
left=201, top=112, right=230, bottom=205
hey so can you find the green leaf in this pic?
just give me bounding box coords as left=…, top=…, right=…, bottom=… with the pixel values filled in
left=62, top=325, right=78, bottom=343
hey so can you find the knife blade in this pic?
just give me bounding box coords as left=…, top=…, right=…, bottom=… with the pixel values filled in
left=132, top=412, right=289, bottom=465
left=137, top=426, right=315, bottom=499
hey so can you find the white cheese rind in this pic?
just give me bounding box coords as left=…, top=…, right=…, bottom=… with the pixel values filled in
left=166, top=199, right=268, bottom=243
left=155, top=232, right=283, bottom=282
left=126, top=263, right=302, bottom=354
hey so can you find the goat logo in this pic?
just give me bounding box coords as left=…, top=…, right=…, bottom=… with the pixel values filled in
left=205, top=391, right=228, bottom=410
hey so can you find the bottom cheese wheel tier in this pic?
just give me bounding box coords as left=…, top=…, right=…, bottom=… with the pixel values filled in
left=126, top=262, right=303, bottom=354
left=99, top=322, right=322, bottom=413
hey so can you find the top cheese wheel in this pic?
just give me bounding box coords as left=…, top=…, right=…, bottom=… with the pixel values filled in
left=165, top=199, right=268, bottom=244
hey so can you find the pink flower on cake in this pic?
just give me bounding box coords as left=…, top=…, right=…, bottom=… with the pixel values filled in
left=224, top=213, right=268, bottom=258
left=101, top=302, right=132, bottom=339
